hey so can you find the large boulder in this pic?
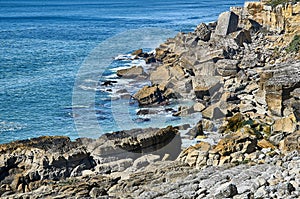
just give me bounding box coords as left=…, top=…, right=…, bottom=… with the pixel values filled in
left=117, top=66, right=147, bottom=79
left=215, top=11, right=239, bottom=36
left=231, top=29, right=252, bottom=46
left=216, top=59, right=239, bottom=77
left=133, top=84, right=175, bottom=106
left=212, top=130, right=258, bottom=156
left=273, top=114, right=297, bottom=134
left=150, top=65, right=171, bottom=84
left=279, top=130, right=300, bottom=153
left=195, top=23, right=211, bottom=41
left=192, top=76, right=222, bottom=100
left=264, top=62, right=300, bottom=117
left=178, top=141, right=211, bottom=167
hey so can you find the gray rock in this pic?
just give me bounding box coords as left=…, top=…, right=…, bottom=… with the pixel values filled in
left=132, top=154, right=160, bottom=169
left=215, top=11, right=239, bottom=36
left=214, top=183, right=238, bottom=199
left=216, top=59, right=239, bottom=77
left=254, top=186, right=268, bottom=198
left=232, top=29, right=252, bottom=46
left=195, top=23, right=211, bottom=41
left=116, top=66, right=147, bottom=79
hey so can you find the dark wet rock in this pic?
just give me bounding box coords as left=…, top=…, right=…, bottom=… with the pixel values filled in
left=101, top=80, right=118, bottom=86
left=186, top=121, right=204, bottom=138
left=133, top=117, right=151, bottom=123
left=145, top=55, right=156, bottom=64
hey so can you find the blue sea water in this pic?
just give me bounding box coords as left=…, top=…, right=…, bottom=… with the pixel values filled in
left=0, top=0, right=246, bottom=144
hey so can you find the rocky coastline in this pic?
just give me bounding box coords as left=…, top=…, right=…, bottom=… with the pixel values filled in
left=1, top=1, right=300, bottom=198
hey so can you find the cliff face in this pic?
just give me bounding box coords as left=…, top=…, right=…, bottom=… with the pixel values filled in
left=232, top=1, right=300, bottom=45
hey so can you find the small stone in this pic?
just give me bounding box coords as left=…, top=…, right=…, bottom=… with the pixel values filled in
left=132, top=49, right=143, bottom=56
left=214, top=183, right=238, bottom=199
left=219, top=156, right=231, bottom=166
left=193, top=102, right=206, bottom=112
left=287, top=182, right=296, bottom=194
left=254, top=186, right=268, bottom=198
left=89, top=187, right=107, bottom=198
left=268, top=178, right=280, bottom=186
left=256, top=176, right=267, bottom=187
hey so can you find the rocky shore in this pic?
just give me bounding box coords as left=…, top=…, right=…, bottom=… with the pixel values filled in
left=1, top=1, right=300, bottom=198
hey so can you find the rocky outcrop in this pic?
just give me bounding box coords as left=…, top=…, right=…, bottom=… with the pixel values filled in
left=0, top=126, right=181, bottom=197
left=235, top=1, right=300, bottom=46
left=2, top=151, right=299, bottom=198
left=0, top=136, right=94, bottom=193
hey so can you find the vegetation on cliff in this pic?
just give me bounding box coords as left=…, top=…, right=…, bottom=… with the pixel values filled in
left=286, top=35, right=300, bottom=53
left=267, top=0, right=300, bottom=7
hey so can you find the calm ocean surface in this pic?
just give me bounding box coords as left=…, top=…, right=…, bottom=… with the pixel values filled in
left=0, top=0, right=246, bottom=143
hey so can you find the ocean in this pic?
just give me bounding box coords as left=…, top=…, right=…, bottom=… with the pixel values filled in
left=0, top=0, right=246, bottom=143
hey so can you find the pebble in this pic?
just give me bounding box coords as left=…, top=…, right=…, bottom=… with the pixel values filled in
left=254, top=186, right=268, bottom=198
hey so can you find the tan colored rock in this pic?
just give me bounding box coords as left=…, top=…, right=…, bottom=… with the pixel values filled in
left=230, top=152, right=244, bottom=163
left=169, top=65, right=185, bottom=80
left=202, top=119, right=216, bottom=132
left=193, top=102, right=206, bottom=112
left=258, top=139, right=276, bottom=149
left=202, top=103, right=225, bottom=120
left=213, top=130, right=258, bottom=156
left=185, top=150, right=199, bottom=167
left=150, top=65, right=170, bottom=84
left=219, top=156, right=231, bottom=166
left=273, top=114, right=297, bottom=133
left=132, top=49, right=143, bottom=56
left=116, top=66, right=147, bottom=78
left=133, top=84, right=174, bottom=106
left=279, top=130, right=300, bottom=152
left=178, top=142, right=211, bottom=167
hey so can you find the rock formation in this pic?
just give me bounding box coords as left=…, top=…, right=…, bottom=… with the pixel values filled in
left=1, top=1, right=300, bottom=198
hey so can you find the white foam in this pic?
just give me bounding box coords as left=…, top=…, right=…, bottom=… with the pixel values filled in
left=114, top=54, right=137, bottom=60
left=78, top=85, right=101, bottom=91
left=109, top=66, right=132, bottom=72
left=0, top=121, right=24, bottom=132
